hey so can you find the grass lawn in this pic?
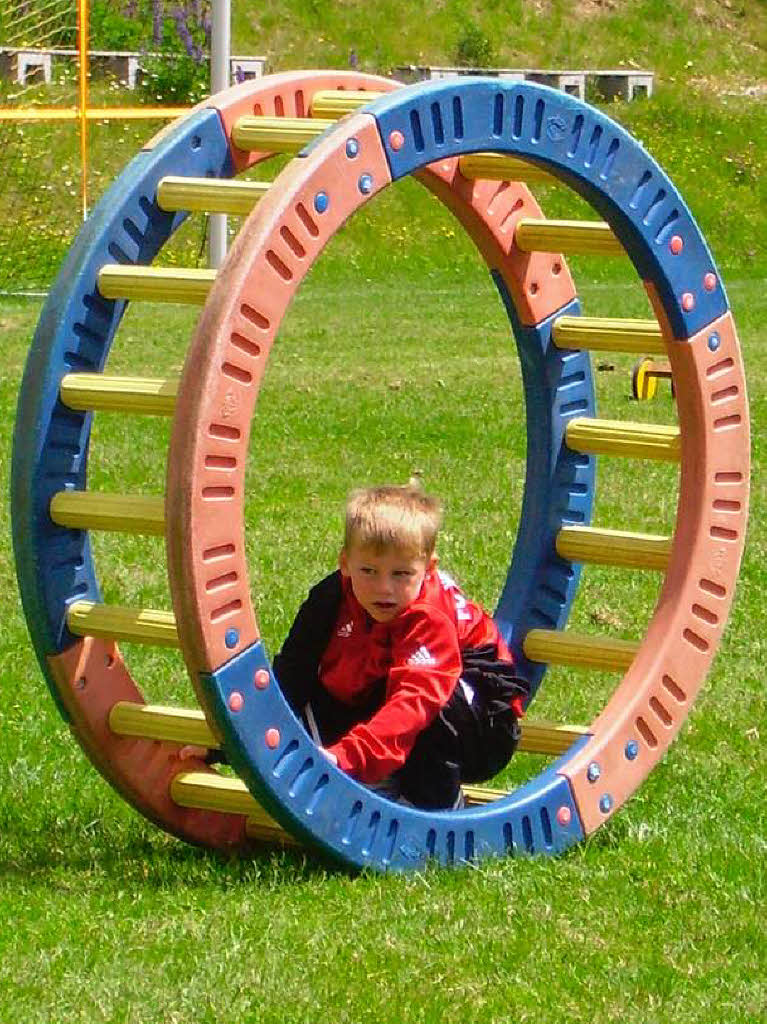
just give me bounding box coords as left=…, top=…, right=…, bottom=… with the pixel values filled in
left=1, top=201, right=764, bottom=1022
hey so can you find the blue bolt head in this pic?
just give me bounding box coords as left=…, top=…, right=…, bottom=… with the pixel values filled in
left=358, top=173, right=374, bottom=195
left=346, top=138, right=360, bottom=158
left=587, top=761, right=601, bottom=783
left=314, top=191, right=329, bottom=214
left=599, top=794, right=613, bottom=814
left=225, top=628, right=239, bottom=649
left=708, top=332, right=721, bottom=352
left=625, top=740, right=639, bottom=761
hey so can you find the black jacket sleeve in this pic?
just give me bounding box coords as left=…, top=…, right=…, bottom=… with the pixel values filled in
left=272, top=571, right=344, bottom=714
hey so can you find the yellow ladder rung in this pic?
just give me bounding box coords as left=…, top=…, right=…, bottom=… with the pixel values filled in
left=458, top=152, right=557, bottom=184
left=552, top=315, right=665, bottom=354
left=524, top=629, right=639, bottom=671
left=51, top=492, right=165, bottom=536
left=156, top=175, right=270, bottom=215
left=556, top=525, right=671, bottom=570
left=515, top=218, right=623, bottom=255
left=566, top=417, right=681, bottom=461
left=310, top=88, right=384, bottom=118
left=98, top=265, right=216, bottom=304
left=107, top=700, right=583, bottom=759
left=109, top=702, right=216, bottom=745
left=60, top=373, right=179, bottom=415
left=517, top=720, right=590, bottom=755
left=172, top=769, right=511, bottom=829
left=171, top=771, right=295, bottom=843
left=67, top=601, right=179, bottom=647
left=231, top=115, right=333, bottom=154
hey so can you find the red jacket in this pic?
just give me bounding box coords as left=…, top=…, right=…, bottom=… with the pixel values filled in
left=324, top=570, right=513, bottom=782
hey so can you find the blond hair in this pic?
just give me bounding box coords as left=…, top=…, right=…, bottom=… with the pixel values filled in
left=344, top=481, right=442, bottom=559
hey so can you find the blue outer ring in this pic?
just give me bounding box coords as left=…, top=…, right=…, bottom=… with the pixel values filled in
left=202, top=78, right=729, bottom=869
left=11, top=107, right=233, bottom=717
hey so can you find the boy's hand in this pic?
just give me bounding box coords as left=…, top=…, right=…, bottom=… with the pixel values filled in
left=320, top=747, right=338, bottom=766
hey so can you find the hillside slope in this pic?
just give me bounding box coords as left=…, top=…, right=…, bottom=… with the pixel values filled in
left=233, top=0, right=767, bottom=86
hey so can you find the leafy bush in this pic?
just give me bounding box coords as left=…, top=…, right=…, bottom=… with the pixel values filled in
left=138, top=47, right=209, bottom=104
left=89, top=1, right=145, bottom=51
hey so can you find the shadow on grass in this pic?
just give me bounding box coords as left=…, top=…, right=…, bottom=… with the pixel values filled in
left=0, top=808, right=344, bottom=889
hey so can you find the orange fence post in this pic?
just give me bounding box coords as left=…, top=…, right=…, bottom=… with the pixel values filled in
left=77, top=0, right=89, bottom=220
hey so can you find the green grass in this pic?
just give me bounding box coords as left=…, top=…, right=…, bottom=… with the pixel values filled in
left=1, top=234, right=765, bottom=1019
left=1, top=2, right=766, bottom=1014
left=2, top=0, right=767, bottom=290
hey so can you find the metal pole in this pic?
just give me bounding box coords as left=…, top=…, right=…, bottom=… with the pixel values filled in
left=77, top=0, right=89, bottom=221
left=208, top=0, right=231, bottom=267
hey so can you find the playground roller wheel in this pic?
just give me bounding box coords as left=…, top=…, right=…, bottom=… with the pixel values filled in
left=167, top=78, right=749, bottom=869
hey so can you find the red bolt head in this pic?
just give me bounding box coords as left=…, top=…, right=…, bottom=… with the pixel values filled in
left=265, top=727, right=280, bottom=749
left=669, top=235, right=683, bottom=255
left=389, top=130, right=405, bottom=151
left=556, top=806, right=572, bottom=827
left=228, top=691, right=244, bottom=712
left=254, top=669, right=270, bottom=690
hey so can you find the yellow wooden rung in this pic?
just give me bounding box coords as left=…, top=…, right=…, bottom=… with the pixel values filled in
left=109, top=702, right=216, bottom=745
left=556, top=525, right=671, bottom=571
left=50, top=491, right=165, bottom=536
left=517, top=720, right=590, bottom=755
left=309, top=89, right=384, bottom=119
left=172, top=772, right=255, bottom=816
left=60, top=373, right=179, bottom=415
left=172, top=768, right=511, bottom=830
left=67, top=601, right=179, bottom=647
left=458, top=152, right=556, bottom=184
left=565, top=417, right=681, bottom=461
left=171, top=770, right=296, bottom=842
left=515, top=217, right=623, bottom=255
left=98, top=265, right=216, bottom=304
left=156, top=175, right=270, bottom=215
left=107, top=699, right=582, bottom=760
left=231, top=115, right=333, bottom=154
left=524, top=629, right=639, bottom=671
left=552, top=315, right=665, bottom=355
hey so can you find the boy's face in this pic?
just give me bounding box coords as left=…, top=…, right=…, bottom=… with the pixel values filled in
left=339, top=542, right=436, bottom=622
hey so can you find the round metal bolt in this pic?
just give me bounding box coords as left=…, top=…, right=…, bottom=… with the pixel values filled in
left=587, top=761, right=601, bottom=783
left=556, top=806, right=572, bottom=827
left=225, top=628, right=239, bottom=649
left=228, top=691, right=244, bottom=712
left=314, top=191, right=329, bottom=214
left=358, top=173, right=374, bottom=195
left=254, top=669, right=270, bottom=690
left=345, top=138, right=359, bottom=158
left=708, top=332, right=721, bottom=352
left=599, top=794, right=613, bottom=814
left=625, top=740, right=639, bottom=761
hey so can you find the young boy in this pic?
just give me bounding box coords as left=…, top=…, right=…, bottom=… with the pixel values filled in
left=272, top=483, right=529, bottom=810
